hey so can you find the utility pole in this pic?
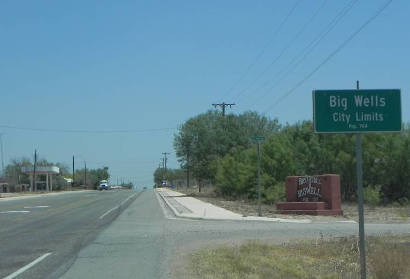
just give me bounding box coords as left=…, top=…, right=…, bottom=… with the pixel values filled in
left=162, top=152, right=169, bottom=183
left=33, top=149, right=37, bottom=192
left=84, top=161, right=87, bottom=186
left=212, top=102, right=235, bottom=117
left=72, top=156, right=75, bottom=189
left=158, top=161, right=163, bottom=187
left=0, top=134, right=4, bottom=177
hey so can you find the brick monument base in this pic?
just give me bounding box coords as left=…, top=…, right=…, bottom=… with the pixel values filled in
left=276, top=174, right=343, bottom=216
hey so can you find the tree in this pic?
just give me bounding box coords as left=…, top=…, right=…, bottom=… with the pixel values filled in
left=174, top=110, right=280, bottom=189
left=174, top=109, right=410, bottom=202
left=4, top=157, right=32, bottom=185
left=215, top=120, right=410, bottom=203
left=74, top=166, right=109, bottom=189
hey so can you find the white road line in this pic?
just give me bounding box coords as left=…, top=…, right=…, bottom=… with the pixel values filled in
left=0, top=210, right=30, bottom=214
left=120, top=193, right=137, bottom=206
left=99, top=206, right=119, bottom=220
left=98, top=193, right=137, bottom=220
left=23, top=206, right=50, bottom=209
left=3, top=252, right=52, bottom=279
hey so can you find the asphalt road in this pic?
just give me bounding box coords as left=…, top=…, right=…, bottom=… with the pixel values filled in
left=61, top=190, right=410, bottom=279
left=0, top=190, right=140, bottom=279
left=2, top=189, right=410, bottom=279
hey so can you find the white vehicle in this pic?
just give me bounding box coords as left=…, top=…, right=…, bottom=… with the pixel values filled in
left=98, top=180, right=110, bottom=190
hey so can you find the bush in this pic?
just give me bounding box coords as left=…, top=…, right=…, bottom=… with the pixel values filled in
left=364, top=185, right=381, bottom=206
left=397, top=197, right=409, bottom=206
left=263, top=182, right=286, bottom=205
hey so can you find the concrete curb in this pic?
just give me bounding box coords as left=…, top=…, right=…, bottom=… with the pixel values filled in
left=155, top=189, right=312, bottom=223
left=156, top=189, right=189, bottom=217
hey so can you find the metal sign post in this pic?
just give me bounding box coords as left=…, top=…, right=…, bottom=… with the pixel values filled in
left=312, top=81, right=402, bottom=279
left=355, top=81, right=366, bottom=279
left=252, top=136, right=265, bottom=217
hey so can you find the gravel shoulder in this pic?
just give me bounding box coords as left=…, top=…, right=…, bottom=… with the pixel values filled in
left=176, top=186, right=410, bottom=224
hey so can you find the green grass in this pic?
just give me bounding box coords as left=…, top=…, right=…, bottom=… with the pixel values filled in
left=187, top=236, right=410, bottom=279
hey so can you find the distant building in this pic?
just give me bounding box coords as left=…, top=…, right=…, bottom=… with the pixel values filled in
left=0, top=177, right=10, bottom=193
left=0, top=182, right=10, bottom=193
left=14, top=184, right=29, bottom=192
left=21, top=166, right=60, bottom=192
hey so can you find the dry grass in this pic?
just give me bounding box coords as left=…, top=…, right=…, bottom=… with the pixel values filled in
left=185, top=235, right=410, bottom=279
left=342, top=203, right=410, bottom=223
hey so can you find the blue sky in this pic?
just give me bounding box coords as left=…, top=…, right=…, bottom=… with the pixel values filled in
left=1, top=0, right=409, bottom=187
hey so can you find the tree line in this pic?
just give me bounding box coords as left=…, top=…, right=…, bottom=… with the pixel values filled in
left=153, top=167, right=186, bottom=187
left=173, top=110, right=410, bottom=204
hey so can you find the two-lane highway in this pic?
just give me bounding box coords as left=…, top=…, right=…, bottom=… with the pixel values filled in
left=0, top=190, right=140, bottom=279
left=2, top=189, right=410, bottom=279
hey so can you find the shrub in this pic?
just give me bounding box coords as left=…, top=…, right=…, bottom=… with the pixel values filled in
left=263, top=182, right=286, bottom=205
left=397, top=197, right=409, bottom=206
left=364, top=185, right=381, bottom=207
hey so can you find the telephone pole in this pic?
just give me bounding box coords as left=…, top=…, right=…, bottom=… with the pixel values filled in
left=72, top=156, right=75, bottom=189
left=0, top=134, right=4, bottom=177
left=84, top=161, right=87, bottom=186
left=212, top=102, right=235, bottom=117
left=162, top=152, right=169, bottom=183
left=33, top=149, right=37, bottom=192
left=161, top=158, right=165, bottom=182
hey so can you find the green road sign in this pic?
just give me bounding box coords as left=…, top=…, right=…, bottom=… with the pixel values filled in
left=251, top=136, right=265, bottom=141
left=313, top=89, right=401, bottom=133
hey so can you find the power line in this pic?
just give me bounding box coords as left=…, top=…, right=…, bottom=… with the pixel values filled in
left=231, top=0, right=328, bottom=103
left=219, top=0, right=302, bottom=102
left=0, top=124, right=176, bottom=134
left=246, top=0, right=359, bottom=109
left=263, top=0, right=394, bottom=114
